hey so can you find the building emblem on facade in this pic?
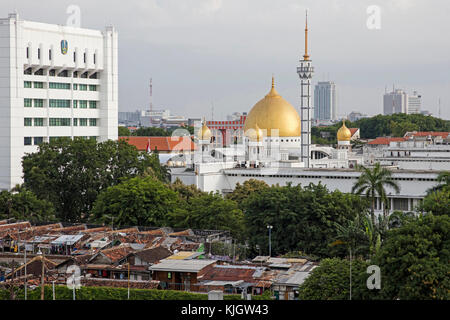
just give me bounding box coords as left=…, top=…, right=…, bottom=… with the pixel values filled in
left=61, top=40, right=68, bottom=54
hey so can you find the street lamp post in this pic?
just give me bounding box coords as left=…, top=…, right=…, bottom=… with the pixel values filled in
left=267, top=225, right=273, bottom=257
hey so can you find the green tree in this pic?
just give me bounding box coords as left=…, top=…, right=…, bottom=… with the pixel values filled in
left=169, top=178, right=204, bottom=202
left=225, top=179, right=269, bottom=208
left=133, top=127, right=169, bottom=136
left=22, top=138, right=164, bottom=222
left=298, top=258, right=370, bottom=300
left=0, top=186, right=56, bottom=222
left=118, top=126, right=131, bottom=136
left=352, top=163, right=400, bottom=225
left=242, top=183, right=368, bottom=257
left=426, top=171, right=450, bottom=194
left=90, top=176, right=179, bottom=227
left=418, top=188, right=450, bottom=216
left=372, top=214, right=450, bottom=300
left=168, top=192, right=245, bottom=239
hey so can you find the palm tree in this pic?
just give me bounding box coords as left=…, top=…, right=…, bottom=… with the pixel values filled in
left=352, top=163, right=400, bottom=226
left=426, top=171, right=450, bottom=194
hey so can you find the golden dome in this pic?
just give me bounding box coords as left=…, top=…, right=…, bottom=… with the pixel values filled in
left=247, top=123, right=264, bottom=142
left=244, top=77, right=301, bottom=137
left=198, top=120, right=212, bottom=140
left=337, top=120, right=352, bottom=141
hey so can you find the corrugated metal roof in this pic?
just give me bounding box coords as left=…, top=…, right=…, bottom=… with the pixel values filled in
left=150, top=259, right=216, bottom=273
left=51, top=234, right=84, bottom=245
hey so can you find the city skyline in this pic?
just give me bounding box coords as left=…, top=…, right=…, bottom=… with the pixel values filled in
left=1, top=0, right=449, bottom=120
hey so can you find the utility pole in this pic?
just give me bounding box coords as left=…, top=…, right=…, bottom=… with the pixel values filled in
left=40, top=253, right=45, bottom=300
left=127, top=262, right=130, bottom=300
left=267, top=225, right=273, bottom=257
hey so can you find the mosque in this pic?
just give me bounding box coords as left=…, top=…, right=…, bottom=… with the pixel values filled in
left=170, top=14, right=443, bottom=215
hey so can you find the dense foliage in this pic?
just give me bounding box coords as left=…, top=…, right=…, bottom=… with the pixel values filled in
left=0, top=186, right=56, bottom=222
left=22, top=138, right=167, bottom=222
left=90, top=176, right=179, bottom=227
left=0, top=285, right=242, bottom=300
left=372, top=214, right=450, bottom=300
left=298, top=258, right=370, bottom=300
left=118, top=126, right=194, bottom=137
left=242, top=183, right=369, bottom=257
left=312, top=113, right=449, bottom=144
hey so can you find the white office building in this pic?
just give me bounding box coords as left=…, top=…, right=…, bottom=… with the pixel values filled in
left=408, top=91, right=422, bottom=114
left=314, top=81, right=336, bottom=121
left=383, top=88, right=408, bottom=115
left=0, top=13, right=118, bottom=190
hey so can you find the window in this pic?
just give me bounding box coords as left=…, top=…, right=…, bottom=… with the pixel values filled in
left=38, top=48, right=40, bottom=59
left=24, top=68, right=32, bottom=75
left=24, top=118, right=32, bottom=126
left=73, top=100, right=78, bottom=108
left=34, top=82, right=44, bottom=88
left=73, top=84, right=78, bottom=90
left=79, top=118, right=88, bottom=126
left=73, top=52, right=76, bottom=63
left=73, top=118, right=78, bottom=126
left=24, top=81, right=32, bottom=88
left=89, top=101, right=97, bottom=109
left=49, top=69, right=56, bottom=76
left=34, top=118, right=44, bottom=126
left=89, top=85, right=97, bottom=91
left=79, top=100, right=87, bottom=109
left=34, top=99, right=44, bottom=108
left=34, top=69, right=44, bottom=76
left=24, top=137, right=32, bottom=145
left=58, top=70, right=68, bottom=77
left=34, top=137, right=44, bottom=145
left=73, top=71, right=78, bottom=78
left=49, top=118, right=71, bottom=126
left=49, top=49, right=52, bottom=60
left=79, top=84, right=87, bottom=91
left=49, top=100, right=70, bottom=108
left=89, top=118, right=97, bottom=126
left=24, top=98, right=32, bottom=108
left=84, top=52, right=86, bottom=63
left=26, top=47, right=29, bottom=59
left=49, top=82, right=71, bottom=90
left=93, top=53, right=96, bottom=64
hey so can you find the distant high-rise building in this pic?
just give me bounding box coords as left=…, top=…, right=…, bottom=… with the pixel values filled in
left=383, top=88, right=408, bottom=115
left=408, top=91, right=422, bottom=114
left=314, top=81, right=336, bottom=121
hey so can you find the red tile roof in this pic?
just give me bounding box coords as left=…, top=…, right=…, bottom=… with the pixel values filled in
left=349, top=128, right=359, bottom=137
left=119, top=136, right=196, bottom=152
left=368, top=137, right=406, bottom=145
left=404, top=131, right=449, bottom=138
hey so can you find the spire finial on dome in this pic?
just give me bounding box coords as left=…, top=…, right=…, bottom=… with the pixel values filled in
left=272, top=74, right=275, bottom=89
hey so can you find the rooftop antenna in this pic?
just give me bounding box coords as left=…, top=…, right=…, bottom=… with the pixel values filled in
left=149, top=78, right=153, bottom=127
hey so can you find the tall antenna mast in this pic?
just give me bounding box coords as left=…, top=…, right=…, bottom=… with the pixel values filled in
left=438, top=97, right=441, bottom=118
left=149, top=78, right=153, bottom=127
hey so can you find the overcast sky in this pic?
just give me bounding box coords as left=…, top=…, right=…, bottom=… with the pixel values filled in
left=3, top=0, right=450, bottom=119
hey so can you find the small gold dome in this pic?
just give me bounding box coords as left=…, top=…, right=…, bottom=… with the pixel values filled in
left=337, top=120, right=352, bottom=141
left=247, top=123, right=264, bottom=142
left=244, top=77, right=301, bottom=137
left=198, top=120, right=212, bottom=140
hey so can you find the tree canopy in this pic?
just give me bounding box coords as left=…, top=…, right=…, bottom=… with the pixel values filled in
left=90, top=176, right=179, bottom=228
left=22, top=138, right=166, bottom=222
left=372, top=214, right=450, bottom=300
left=242, top=182, right=369, bottom=257
left=312, top=113, right=449, bottom=144
left=0, top=186, right=56, bottom=223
